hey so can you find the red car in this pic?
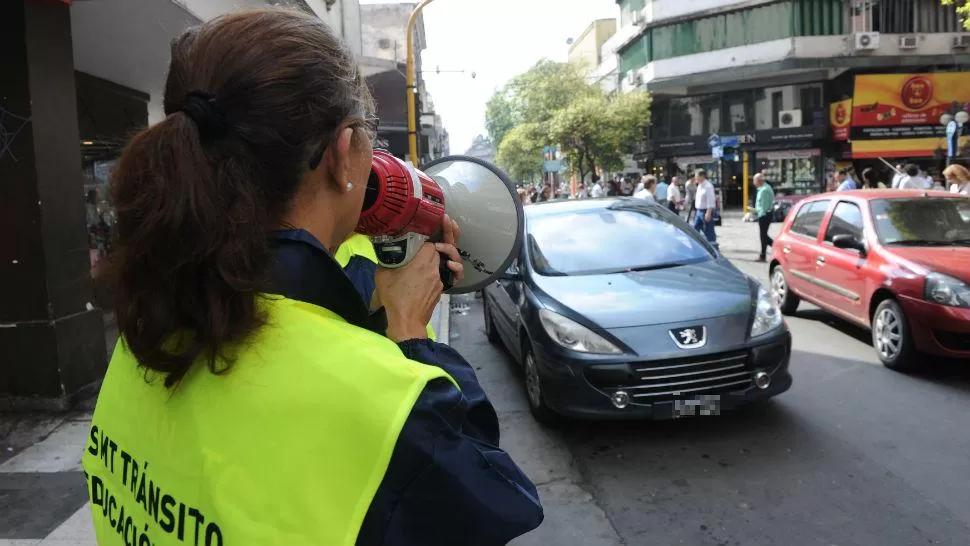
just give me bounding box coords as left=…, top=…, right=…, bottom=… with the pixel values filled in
left=769, top=190, right=970, bottom=371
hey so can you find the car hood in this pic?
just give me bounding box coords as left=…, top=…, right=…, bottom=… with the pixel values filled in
left=889, top=247, right=970, bottom=282
left=532, top=258, right=754, bottom=329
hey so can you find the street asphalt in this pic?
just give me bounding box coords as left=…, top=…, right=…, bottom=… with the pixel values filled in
left=449, top=213, right=970, bottom=546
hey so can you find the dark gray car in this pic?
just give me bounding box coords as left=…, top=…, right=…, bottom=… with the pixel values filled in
left=482, top=198, right=792, bottom=422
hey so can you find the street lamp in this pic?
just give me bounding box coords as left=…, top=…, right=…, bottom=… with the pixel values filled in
left=406, top=0, right=438, bottom=163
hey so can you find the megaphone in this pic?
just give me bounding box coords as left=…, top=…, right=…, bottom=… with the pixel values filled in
left=356, top=150, right=523, bottom=294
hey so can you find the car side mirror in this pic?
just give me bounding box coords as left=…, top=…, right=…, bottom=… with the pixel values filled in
left=832, top=234, right=866, bottom=255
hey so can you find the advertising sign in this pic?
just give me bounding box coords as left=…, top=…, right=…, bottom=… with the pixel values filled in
left=830, top=98, right=852, bottom=141
left=850, top=72, right=970, bottom=157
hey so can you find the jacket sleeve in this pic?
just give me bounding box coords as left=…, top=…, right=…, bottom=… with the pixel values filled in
left=356, top=339, right=544, bottom=546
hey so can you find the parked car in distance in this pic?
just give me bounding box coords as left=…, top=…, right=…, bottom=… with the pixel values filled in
left=772, top=194, right=808, bottom=223
left=770, top=190, right=970, bottom=370
left=483, top=198, right=792, bottom=422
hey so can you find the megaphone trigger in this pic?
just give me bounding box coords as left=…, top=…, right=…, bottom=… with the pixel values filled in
left=438, top=253, right=454, bottom=292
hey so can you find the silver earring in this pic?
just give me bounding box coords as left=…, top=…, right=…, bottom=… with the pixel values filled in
left=346, top=182, right=354, bottom=192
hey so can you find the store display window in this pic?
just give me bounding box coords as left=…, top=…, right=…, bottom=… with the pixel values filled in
left=756, top=149, right=821, bottom=196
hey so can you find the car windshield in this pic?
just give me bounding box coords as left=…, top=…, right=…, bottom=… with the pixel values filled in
left=870, top=197, right=970, bottom=246
left=526, top=204, right=714, bottom=276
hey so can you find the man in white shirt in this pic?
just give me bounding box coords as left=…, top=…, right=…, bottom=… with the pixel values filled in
left=634, top=175, right=657, bottom=201
left=897, top=164, right=924, bottom=190
left=590, top=176, right=605, bottom=198
left=666, top=176, right=682, bottom=213
left=692, top=169, right=718, bottom=247
left=891, top=164, right=905, bottom=189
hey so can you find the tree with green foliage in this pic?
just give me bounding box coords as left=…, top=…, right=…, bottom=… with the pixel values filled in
left=549, top=91, right=652, bottom=183
left=496, top=124, right=544, bottom=183
left=486, top=59, right=651, bottom=184
left=941, top=0, right=970, bottom=28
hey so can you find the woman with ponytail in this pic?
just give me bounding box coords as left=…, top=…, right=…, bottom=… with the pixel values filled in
left=82, top=9, right=542, bottom=546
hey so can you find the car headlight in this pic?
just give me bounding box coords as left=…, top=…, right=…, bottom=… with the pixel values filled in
left=751, top=285, right=784, bottom=338
left=538, top=309, right=622, bottom=354
left=925, top=272, right=970, bottom=308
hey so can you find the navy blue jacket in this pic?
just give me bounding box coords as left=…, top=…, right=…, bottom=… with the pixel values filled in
left=270, top=230, right=543, bottom=546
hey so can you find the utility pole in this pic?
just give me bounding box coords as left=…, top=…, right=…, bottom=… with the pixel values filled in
left=406, top=0, right=437, bottom=163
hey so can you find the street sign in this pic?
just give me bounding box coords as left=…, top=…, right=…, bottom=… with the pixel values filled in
left=712, top=146, right=724, bottom=159
left=544, top=160, right=562, bottom=173
left=707, top=134, right=721, bottom=148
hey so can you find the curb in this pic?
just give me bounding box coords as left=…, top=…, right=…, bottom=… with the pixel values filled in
left=436, top=294, right=451, bottom=346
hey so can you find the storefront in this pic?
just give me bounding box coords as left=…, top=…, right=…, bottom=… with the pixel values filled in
left=847, top=71, right=970, bottom=183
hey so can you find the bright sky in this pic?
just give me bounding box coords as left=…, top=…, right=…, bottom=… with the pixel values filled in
left=359, top=0, right=619, bottom=153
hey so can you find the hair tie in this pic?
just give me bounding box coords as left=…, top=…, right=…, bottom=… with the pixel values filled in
left=179, top=90, right=229, bottom=140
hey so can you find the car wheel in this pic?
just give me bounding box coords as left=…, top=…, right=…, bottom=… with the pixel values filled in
left=523, top=344, right=558, bottom=423
left=770, top=266, right=800, bottom=315
left=482, top=294, right=499, bottom=344
left=872, top=299, right=919, bottom=372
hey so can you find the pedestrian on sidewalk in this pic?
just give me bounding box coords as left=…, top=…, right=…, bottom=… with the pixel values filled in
left=944, top=163, right=970, bottom=195
left=634, top=175, right=657, bottom=201
left=693, top=169, right=719, bottom=247
left=836, top=168, right=858, bottom=191
left=82, top=10, right=542, bottom=546
left=667, top=175, right=683, bottom=214
left=684, top=174, right=697, bottom=221
left=753, top=173, right=775, bottom=262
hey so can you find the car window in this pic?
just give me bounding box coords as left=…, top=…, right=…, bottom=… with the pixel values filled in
left=526, top=204, right=713, bottom=276
left=824, top=201, right=864, bottom=243
left=870, top=197, right=970, bottom=246
left=789, top=200, right=830, bottom=239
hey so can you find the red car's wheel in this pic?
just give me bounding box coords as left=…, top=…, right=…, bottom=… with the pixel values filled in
left=872, top=299, right=919, bottom=372
left=771, top=266, right=800, bottom=315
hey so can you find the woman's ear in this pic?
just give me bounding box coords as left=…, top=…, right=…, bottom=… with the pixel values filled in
left=323, top=127, right=356, bottom=192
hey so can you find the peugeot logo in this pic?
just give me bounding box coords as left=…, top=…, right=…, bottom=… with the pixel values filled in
left=669, top=326, right=708, bottom=349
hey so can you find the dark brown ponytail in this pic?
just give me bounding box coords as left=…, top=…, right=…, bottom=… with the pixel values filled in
left=107, top=9, right=372, bottom=387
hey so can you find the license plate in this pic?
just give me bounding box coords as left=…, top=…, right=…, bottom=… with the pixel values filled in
left=672, top=395, right=721, bottom=418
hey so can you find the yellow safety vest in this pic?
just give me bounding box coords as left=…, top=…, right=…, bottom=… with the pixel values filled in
left=335, top=234, right=437, bottom=341
left=82, top=296, right=452, bottom=546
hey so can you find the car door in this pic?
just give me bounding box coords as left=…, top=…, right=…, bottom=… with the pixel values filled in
left=780, top=199, right=831, bottom=301
left=814, top=200, right=868, bottom=323
left=489, top=258, right=522, bottom=343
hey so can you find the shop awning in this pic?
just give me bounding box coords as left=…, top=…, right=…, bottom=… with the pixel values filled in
left=851, top=136, right=969, bottom=159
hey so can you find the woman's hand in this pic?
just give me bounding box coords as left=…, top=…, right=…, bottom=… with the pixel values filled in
left=376, top=214, right=464, bottom=342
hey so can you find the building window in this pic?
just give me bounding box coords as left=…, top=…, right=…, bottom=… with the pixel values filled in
left=723, top=90, right=755, bottom=133
left=619, top=0, right=646, bottom=27
left=754, top=83, right=824, bottom=129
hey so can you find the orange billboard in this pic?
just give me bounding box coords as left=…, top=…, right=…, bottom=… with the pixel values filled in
left=850, top=73, right=970, bottom=157
left=830, top=98, right=852, bottom=141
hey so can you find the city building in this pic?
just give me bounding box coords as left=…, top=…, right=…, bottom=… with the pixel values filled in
left=569, top=19, right=618, bottom=74
left=0, top=0, right=363, bottom=409
left=361, top=2, right=447, bottom=165
left=464, top=135, right=496, bottom=164
left=615, top=0, right=970, bottom=207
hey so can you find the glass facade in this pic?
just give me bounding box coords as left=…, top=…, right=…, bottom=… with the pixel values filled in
left=757, top=149, right=822, bottom=196
left=619, top=0, right=845, bottom=74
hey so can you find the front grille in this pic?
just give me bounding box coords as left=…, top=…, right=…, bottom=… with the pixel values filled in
left=585, top=350, right=753, bottom=401
left=934, top=330, right=970, bottom=352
